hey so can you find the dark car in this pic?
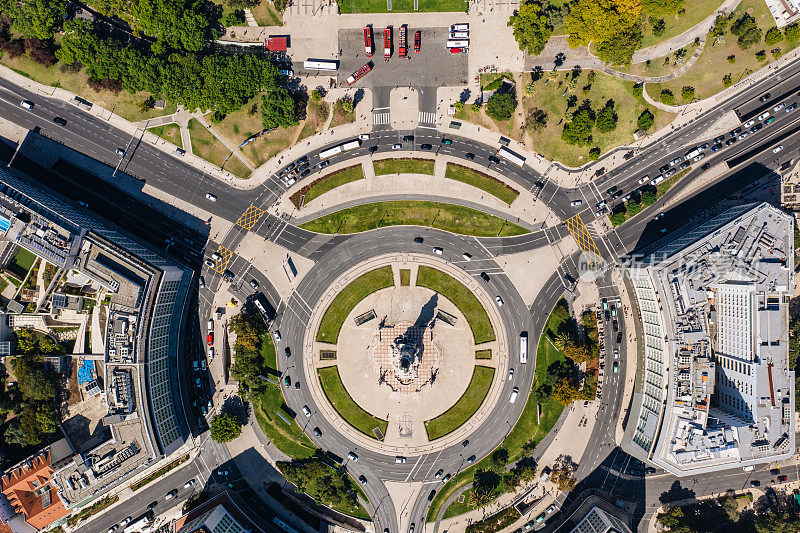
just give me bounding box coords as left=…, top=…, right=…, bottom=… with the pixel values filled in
left=659, top=164, right=670, bottom=173
left=441, top=138, right=453, bottom=145
left=300, top=168, right=311, bottom=178
left=701, top=163, right=710, bottom=170
left=778, top=475, right=788, bottom=482
left=313, top=427, right=322, bottom=437
left=488, top=155, right=500, bottom=163
left=629, top=468, right=643, bottom=476
left=750, top=480, right=761, bottom=487
left=465, top=152, right=475, bottom=160
left=480, top=272, right=490, bottom=282
left=714, top=135, right=725, bottom=143
left=53, top=117, right=67, bottom=126
left=420, top=144, right=432, bottom=150
left=616, top=332, right=622, bottom=343
left=403, top=135, right=414, bottom=142
left=462, top=439, right=469, bottom=447
left=711, top=143, right=722, bottom=152
left=606, top=186, right=618, bottom=195
left=368, top=145, right=379, bottom=153
left=296, top=156, right=308, bottom=165
left=428, top=490, right=436, bottom=501
left=222, top=270, right=234, bottom=282
left=644, top=467, right=657, bottom=474
left=770, top=468, right=780, bottom=475
left=284, top=347, right=291, bottom=358
left=612, top=320, right=619, bottom=332
left=759, top=93, right=771, bottom=102
left=284, top=375, right=291, bottom=387
left=147, top=501, right=158, bottom=510
left=414, top=236, right=424, bottom=243
left=730, top=127, right=742, bottom=136
left=725, top=137, right=737, bottom=146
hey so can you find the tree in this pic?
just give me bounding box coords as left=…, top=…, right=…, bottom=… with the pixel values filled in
left=641, top=189, right=657, bottom=205
left=765, top=26, right=783, bottom=46
left=595, top=25, right=642, bottom=65
left=643, top=0, right=684, bottom=16
left=210, top=412, right=242, bottom=443
left=485, top=91, right=517, bottom=120
left=337, top=95, right=354, bottom=114
left=609, top=211, right=627, bottom=226
left=564, top=341, right=590, bottom=363
left=224, top=9, right=246, bottom=26
left=1, top=38, right=26, bottom=59
left=554, top=331, right=571, bottom=351
left=588, top=147, right=601, bottom=160
left=278, top=455, right=361, bottom=514
left=680, top=85, right=695, bottom=101
left=722, top=73, right=733, bottom=87
left=453, top=101, right=464, bottom=112
left=24, top=38, right=57, bottom=66
left=128, top=0, right=222, bottom=54
left=785, top=23, right=800, bottom=42
left=261, top=88, right=299, bottom=128
left=565, top=0, right=641, bottom=65
left=508, top=1, right=553, bottom=55
left=9, top=0, right=68, bottom=39
left=727, top=54, right=736, bottom=63
left=595, top=106, right=617, bottom=133
left=490, top=448, right=509, bottom=469
left=523, top=82, right=536, bottom=96
left=524, top=107, right=548, bottom=132
left=552, top=377, right=579, bottom=405
left=660, top=89, right=675, bottom=105
left=472, top=469, right=502, bottom=509
left=730, top=13, right=762, bottom=50
left=311, top=88, right=326, bottom=102
left=650, top=16, right=666, bottom=37
left=755, top=49, right=767, bottom=61
left=561, top=105, right=594, bottom=146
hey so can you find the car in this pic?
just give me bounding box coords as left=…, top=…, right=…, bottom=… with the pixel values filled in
left=480, top=272, right=490, bottom=282
left=714, top=136, right=726, bottom=143
left=115, top=148, right=126, bottom=156
left=20, top=100, right=34, bottom=110
left=296, top=156, right=308, bottom=165
left=313, top=427, right=322, bottom=437
left=774, top=103, right=785, bottom=112
left=420, top=144, right=432, bottom=150
left=318, top=160, right=330, bottom=169
left=414, top=31, right=421, bottom=52
left=53, top=117, right=67, bottom=126
left=286, top=162, right=296, bottom=171
left=629, top=468, right=643, bottom=476
left=536, top=512, right=546, bottom=523
left=403, top=135, right=414, bottom=142
left=606, top=186, right=618, bottom=195
left=300, top=168, right=311, bottom=178
left=738, top=132, right=749, bottom=140
left=414, top=236, right=424, bottom=243
left=435, top=469, right=444, bottom=478
left=638, top=176, right=650, bottom=185
left=759, top=93, right=771, bottom=102
left=653, top=213, right=664, bottom=220
left=466, top=455, right=476, bottom=463
left=359, top=134, right=371, bottom=140
left=765, top=116, right=775, bottom=125
left=211, top=252, right=222, bottom=262
left=222, top=270, right=234, bottom=282
left=175, top=147, right=186, bottom=156
left=757, top=111, right=770, bottom=121
left=725, top=138, right=737, bottom=146
left=495, top=296, right=504, bottom=306
left=204, top=258, right=215, bottom=268
left=613, top=361, right=619, bottom=373
left=617, top=332, right=622, bottom=343
left=778, top=475, right=788, bottom=482
left=284, top=375, right=291, bottom=387
left=441, top=138, right=453, bottom=145
left=460, top=439, right=470, bottom=447
left=395, top=456, right=407, bottom=464
left=462, top=252, right=472, bottom=261
left=570, top=200, right=582, bottom=207
left=409, top=523, right=415, bottom=533
left=358, top=475, right=368, bottom=485
left=524, top=522, right=534, bottom=530
left=302, top=405, right=311, bottom=417
left=392, top=143, right=402, bottom=150
left=701, top=163, right=711, bottom=170
left=692, top=153, right=705, bottom=162
left=465, top=152, right=475, bottom=160
left=198, top=276, right=205, bottom=289
left=770, top=468, right=780, bottom=475
left=217, top=469, right=229, bottom=477
left=730, top=127, right=742, bottom=136
left=166, top=489, right=178, bottom=499
left=612, top=320, right=619, bottom=332
left=508, top=368, right=514, bottom=380
left=613, top=348, right=619, bottom=359
left=644, top=467, right=656, bottom=474
left=368, top=145, right=378, bottom=153
left=147, top=500, right=158, bottom=509
left=750, top=480, right=761, bottom=487
left=787, top=102, right=798, bottom=112
left=488, top=155, right=500, bottom=163
left=670, top=157, right=682, bottom=166
left=284, top=347, right=291, bottom=358
left=711, top=143, right=723, bottom=152
left=184, top=479, right=196, bottom=488
left=249, top=279, right=259, bottom=289
left=546, top=504, right=557, bottom=513
left=285, top=176, right=296, bottom=186
left=659, top=164, right=670, bottom=173
left=443, top=473, right=451, bottom=482
left=121, top=517, right=132, bottom=527
left=664, top=169, right=676, bottom=177
left=744, top=120, right=755, bottom=127
left=679, top=161, right=690, bottom=169
left=348, top=452, right=358, bottom=461
left=207, top=192, right=218, bottom=202
left=432, top=247, right=443, bottom=255
left=773, top=145, right=784, bottom=153
left=449, top=47, right=467, bottom=54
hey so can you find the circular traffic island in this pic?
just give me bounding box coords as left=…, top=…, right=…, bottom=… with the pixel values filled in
left=305, top=255, right=508, bottom=452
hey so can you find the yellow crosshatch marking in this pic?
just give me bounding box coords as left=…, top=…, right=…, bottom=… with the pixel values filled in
left=236, top=204, right=265, bottom=231
left=564, top=214, right=600, bottom=258
left=212, top=246, right=232, bottom=273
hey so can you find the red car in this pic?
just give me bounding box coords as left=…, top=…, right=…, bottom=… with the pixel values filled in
left=414, top=31, right=420, bottom=53
left=778, top=475, right=788, bottom=482
left=207, top=333, right=213, bottom=346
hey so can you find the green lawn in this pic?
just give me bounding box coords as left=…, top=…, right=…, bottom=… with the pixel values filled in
left=251, top=1, right=283, bottom=25
left=338, top=0, right=466, bottom=13
left=426, top=301, right=568, bottom=522
left=148, top=123, right=182, bottom=149
left=416, top=266, right=495, bottom=344
left=299, top=201, right=528, bottom=237
left=317, top=266, right=394, bottom=343
left=444, top=164, right=519, bottom=206
left=373, top=158, right=434, bottom=176
left=400, top=269, right=411, bottom=286
left=641, top=0, right=726, bottom=48
left=262, top=332, right=278, bottom=373
left=290, top=165, right=365, bottom=208
left=317, top=366, right=389, bottom=439
left=425, top=366, right=495, bottom=440
left=522, top=70, right=674, bottom=167
left=187, top=118, right=251, bottom=179
left=647, top=0, right=792, bottom=102
left=11, top=248, right=36, bottom=272
left=475, top=349, right=492, bottom=360
left=254, top=385, right=317, bottom=459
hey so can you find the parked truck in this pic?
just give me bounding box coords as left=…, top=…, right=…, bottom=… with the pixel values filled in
left=384, top=27, right=392, bottom=61
left=363, top=25, right=373, bottom=57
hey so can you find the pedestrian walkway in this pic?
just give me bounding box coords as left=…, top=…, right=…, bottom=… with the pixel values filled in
left=244, top=8, right=258, bottom=27
left=373, top=110, right=391, bottom=125
left=418, top=111, right=436, bottom=125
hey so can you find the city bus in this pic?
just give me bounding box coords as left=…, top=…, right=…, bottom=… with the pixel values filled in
left=318, top=140, right=361, bottom=159
left=446, top=40, right=469, bottom=48
left=363, top=26, right=373, bottom=57
left=499, top=146, right=526, bottom=167
left=303, top=59, right=339, bottom=71
left=519, top=332, right=528, bottom=364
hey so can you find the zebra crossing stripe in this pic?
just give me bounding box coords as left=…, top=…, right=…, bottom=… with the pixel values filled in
left=373, top=112, right=390, bottom=125
left=418, top=111, right=436, bottom=124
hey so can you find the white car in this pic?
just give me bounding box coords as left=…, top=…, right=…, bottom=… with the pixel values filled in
left=462, top=252, right=472, bottom=261
left=773, top=145, right=784, bottom=153
left=392, top=143, right=402, bottom=150
left=432, top=247, right=443, bottom=255
left=395, top=456, right=407, bottom=464
left=115, top=148, right=125, bottom=156
left=206, top=193, right=217, bottom=202
left=302, top=405, right=311, bottom=417
left=495, top=296, right=504, bottom=307
left=744, top=120, right=755, bottom=127
left=348, top=452, right=358, bottom=461
left=121, top=518, right=131, bottom=527
left=508, top=368, right=514, bottom=380
left=184, top=479, right=196, bottom=489
left=637, top=176, right=650, bottom=185
left=570, top=200, right=582, bottom=207
left=774, top=103, right=785, bottom=112
left=20, top=100, right=34, bottom=110
left=359, top=134, right=371, bottom=140
left=613, top=349, right=619, bottom=359
left=757, top=111, right=770, bottom=121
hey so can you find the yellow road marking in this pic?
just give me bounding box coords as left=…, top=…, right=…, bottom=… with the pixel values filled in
left=236, top=204, right=265, bottom=231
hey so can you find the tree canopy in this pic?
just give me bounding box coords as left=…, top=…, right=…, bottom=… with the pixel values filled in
left=508, top=0, right=552, bottom=55
left=595, top=106, right=617, bottom=133
left=210, top=412, right=242, bottom=443
left=637, top=109, right=655, bottom=131
left=561, top=105, right=594, bottom=146
left=565, top=0, right=642, bottom=65
left=278, top=455, right=360, bottom=514
left=486, top=91, right=517, bottom=120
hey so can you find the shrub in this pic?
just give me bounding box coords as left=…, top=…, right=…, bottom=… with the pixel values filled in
left=632, top=83, right=643, bottom=98
left=660, top=89, right=675, bottom=105
left=755, top=49, right=766, bottom=61
left=453, top=101, right=464, bottom=112
left=224, top=9, right=246, bottom=26
left=485, top=91, right=517, bottom=120
left=588, top=147, right=601, bottom=160
left=722, top=73, right=733, bottom=87
left=681, top=86, right=695, bottom=101
left=311, top=88, right=325, bottom=102
left=727, top=54, right=736, bottom=63
left=650, top=16, right=666, bottom=37
left=523, top=82, right=536, bottom=96
left=471, top=102, right=481, bottom=112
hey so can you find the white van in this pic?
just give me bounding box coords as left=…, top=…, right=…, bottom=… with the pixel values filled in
left=509, top=386, right=519, bottom=403
left=446, top=40, right=469, bottom=48
left=208, top=347, right=214, bottom=360
left=20, top=100, right=34, bottom=110
left=302, top=405, right=311, bottom=417
left=450, top=31, right=469, bottom=39
left=450, top=23, right=469, bottom=31
left=211, top=252, right=222, bottom=262
left=207, top=320, right=213, bottom=333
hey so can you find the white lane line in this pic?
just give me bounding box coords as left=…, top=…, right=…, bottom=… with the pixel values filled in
left=405, top=456, right=423, bottom=482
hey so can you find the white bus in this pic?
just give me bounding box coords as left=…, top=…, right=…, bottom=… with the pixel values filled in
left=303, top=59, right=339, bottom=71
left=450, top=31, right=469, bottom=39
left=341, top=140, right=360, bottom=152
left=450, top=23, right=469, bottom=31
left=446, top=40, right=469, bottom=48
left=123, top=515, right=152, bottom=533
left=519, top=332, right=528, bottom=364
left=318, top=140, right=360, bottom=159
left=499, top=146, right=526, bottom=167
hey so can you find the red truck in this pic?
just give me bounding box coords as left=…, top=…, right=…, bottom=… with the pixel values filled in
left=363, top=26, right=373, bottom=57
left=384, top=27, right=392, bottom=62
left=207, top=333, right=213, bottom=346
left=414, top=31, right=421, bottom=53
left=347, top=62, right=373, bottom=85
left=399, top=25, right=407, bottom=58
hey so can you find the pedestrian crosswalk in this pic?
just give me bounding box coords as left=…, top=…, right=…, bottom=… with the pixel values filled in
left=418, top=111, right=436, bottom=125
left=373, top=112, right=391, bottom=125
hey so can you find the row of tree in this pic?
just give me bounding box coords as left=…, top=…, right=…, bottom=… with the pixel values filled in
left=278, top=453, right=361, bottom=515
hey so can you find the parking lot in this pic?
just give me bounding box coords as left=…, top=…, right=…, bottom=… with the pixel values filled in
left=337, top=26, right=468, bottom=88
